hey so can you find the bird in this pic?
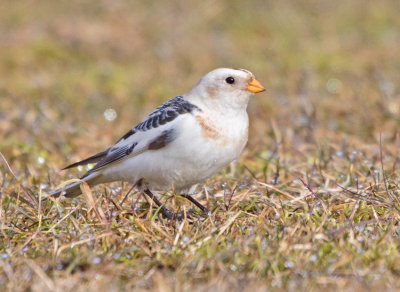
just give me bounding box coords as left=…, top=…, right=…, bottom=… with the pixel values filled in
left=49, top=68, right=265, bottom=219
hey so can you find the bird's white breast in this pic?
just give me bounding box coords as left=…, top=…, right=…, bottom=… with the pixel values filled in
left=149, top=109, right=248, bottom=191
left=103, top=110, right=249, bottom=192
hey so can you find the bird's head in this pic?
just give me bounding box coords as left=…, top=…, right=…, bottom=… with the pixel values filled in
left=187, top=68, right=265, bottom=111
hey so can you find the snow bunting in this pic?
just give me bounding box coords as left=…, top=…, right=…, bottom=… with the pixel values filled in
left=51, top=68, right=265, bottom=219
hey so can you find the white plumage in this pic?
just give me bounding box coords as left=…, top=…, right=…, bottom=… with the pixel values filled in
left=50, top=68, right=265, bottom=218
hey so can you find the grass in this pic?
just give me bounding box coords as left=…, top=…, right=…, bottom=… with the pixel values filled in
left=1, top=0, right=400, bottom=291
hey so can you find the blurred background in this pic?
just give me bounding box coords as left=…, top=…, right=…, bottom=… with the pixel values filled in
left=2, top=1, right=400, bottom=290
left=0, top=0, right=399, bottom=186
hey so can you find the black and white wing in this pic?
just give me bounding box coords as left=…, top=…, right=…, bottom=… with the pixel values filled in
left=117, top=95, right=200, bottom=137
left=63, top=96, right=201, bottom=177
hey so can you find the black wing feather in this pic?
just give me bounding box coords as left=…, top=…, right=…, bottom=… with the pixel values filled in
left=114, top=96, right=198, bottom=143
left=81, top=143, right=138, bottom=178
left=133, top=96, right=200, bottom=133
left=64, top=96, right=200, bottom=174
left=62, top=148, right=110, bottom=170
left=82, top=128, right=176, bottom=178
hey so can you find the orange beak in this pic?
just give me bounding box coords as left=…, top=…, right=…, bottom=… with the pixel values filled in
left=246, top=78, right=265, bottom=93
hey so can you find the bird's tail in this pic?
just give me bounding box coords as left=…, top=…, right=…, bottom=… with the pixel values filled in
left=47, top=173, right=104, bottom=199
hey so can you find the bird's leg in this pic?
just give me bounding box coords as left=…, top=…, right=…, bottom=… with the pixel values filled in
left=180, top=194, right=210, bottom=214
left=120, top=184, right=136, bottom=206
left=143, top=189, right=177, bottom=220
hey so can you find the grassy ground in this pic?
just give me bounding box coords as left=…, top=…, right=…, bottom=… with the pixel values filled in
left=1, top=0, right=400, bottom=291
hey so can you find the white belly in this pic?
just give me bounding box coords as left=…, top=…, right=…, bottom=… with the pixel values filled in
left=102, top=111, right=249, bottom=192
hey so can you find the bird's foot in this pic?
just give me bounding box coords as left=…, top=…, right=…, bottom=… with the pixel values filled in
left=174, top=208, right=211, bottom=222
left=158, top=207, right=210, bottom=222
left=158, top=205, right=178, bottom=220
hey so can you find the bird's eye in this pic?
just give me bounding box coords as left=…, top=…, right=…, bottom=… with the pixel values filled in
left=225, top=77, right=235, bottom=84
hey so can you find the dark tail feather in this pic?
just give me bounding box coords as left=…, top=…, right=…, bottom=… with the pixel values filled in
left=47, top=173, right=103, bottom=199
left=62, top=148, right=109, bottom=170
left=50, top=181, right=83, bottom=198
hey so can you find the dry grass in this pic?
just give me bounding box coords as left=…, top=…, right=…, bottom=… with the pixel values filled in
left=1, top=0, right=400, bottom=291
